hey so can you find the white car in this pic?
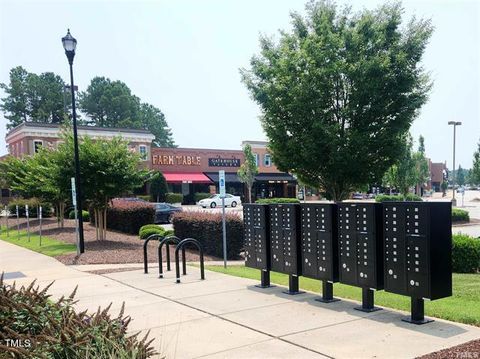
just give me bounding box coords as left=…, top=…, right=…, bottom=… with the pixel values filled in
left=198, top=194, right=242, bottom=208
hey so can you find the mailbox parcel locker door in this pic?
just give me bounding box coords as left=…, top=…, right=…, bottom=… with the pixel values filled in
left=339, top=231, right=357, bottom=285
left=338, top=203, right=383, bottom=289
left=406, top=235, right=430, bottom=298
left=270, top=204, right=301, bottom=275
left=383, top=204, right=408, bottom=295
left=301, top=204, right=337, bottom=281
left=243, top=204, right=269, bottom=270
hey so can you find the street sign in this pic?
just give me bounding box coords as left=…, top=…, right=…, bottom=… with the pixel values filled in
left=71, top=177, right=77, bottom=206
left=219, top=170, right=226, bottom=198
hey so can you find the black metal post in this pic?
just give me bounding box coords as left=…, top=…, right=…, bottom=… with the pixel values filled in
left=166, top=243, right=171, bottom=271
left=182, top=247, right=187, bottom=275
left=315, top=281, right=340, bottom=303
left=67, top=59, right=84, bottom=253
left=355, top=288, right=382, bottom=312
left=283, top=274, right=304, bottom=295
left=402, top=298, right=433, bottom=325
left=255, top=269, right=274, bottom=288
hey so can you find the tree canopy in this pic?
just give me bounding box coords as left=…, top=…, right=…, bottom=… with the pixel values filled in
left=241, top=1, right=433, bottom=201
left=0, top=66, right=70, bottom=129
left=1, top=70, right=175, bottom=147
left=79, top=77, right=175, bottom=147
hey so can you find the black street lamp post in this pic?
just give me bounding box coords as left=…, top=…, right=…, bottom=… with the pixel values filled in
left=62, top=29, right=85, bottom=253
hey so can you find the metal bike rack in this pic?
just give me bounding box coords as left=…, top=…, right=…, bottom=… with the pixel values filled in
left=175, top=238, right=205, bottom=283
left=158, top=236, right=185, bottom=278
left=143, top=234, right=164, bottom=274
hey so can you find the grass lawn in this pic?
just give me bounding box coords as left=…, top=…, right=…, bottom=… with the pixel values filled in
left=205, top=265, right=480, bottom=327
left=0, top=225, right=76, bottom=257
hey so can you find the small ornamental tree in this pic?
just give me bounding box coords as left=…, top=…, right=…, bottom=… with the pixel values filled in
left=413, top=135, right=430, bottom=195
left=238, top=144, right=258, bottom=203
left=472, top=141, right=480, bottom=185
left=241, top=2, right=432, bottom=201
left=149, top=171, right=168, bottom=202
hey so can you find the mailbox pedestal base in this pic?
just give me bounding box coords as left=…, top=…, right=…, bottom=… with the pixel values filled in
left=255, top=269, right=275, bottom=289
left=315, top=281, right=340, bottom=303
left=355, top=288, right=382, bottom=312
left=283, top=274, right=305, bottom=295
left=402, top=298, right=433, bottom=325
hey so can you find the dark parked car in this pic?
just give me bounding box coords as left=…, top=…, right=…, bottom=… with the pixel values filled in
left=154, top=203, right=182, bottom=224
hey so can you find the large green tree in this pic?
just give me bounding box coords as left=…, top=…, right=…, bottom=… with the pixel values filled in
left=241, top=1, right=432, bottom=201
left=456, top=165, right=466, bottom=187
left=0, top=66, right=69, bottom=129
left=79, top=77, right=175, bottom=147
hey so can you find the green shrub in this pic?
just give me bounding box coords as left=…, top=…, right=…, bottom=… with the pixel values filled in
left=136, top=195, right=151, bottom=202
left=139, top=224, right=165, bottom=239
left=452, top=208, right=470, bottom=222
left=375, top=194, right=422, bottom=202
left=255, top=198, right=300, bottom=204
left=91, top=200, right=155, bottom=235
left=172, top=211, right=243, bottom=259
left=0, top=277, right=156, bottom=358
left=68, top=209, right=90, bottom=222
left=452, top=234, right=480, bottom=273
left=194, top=192, right=211, bottom=202
left=165, top=193, right=184, bottom=204
left=7, top=198, right=53, bottom=217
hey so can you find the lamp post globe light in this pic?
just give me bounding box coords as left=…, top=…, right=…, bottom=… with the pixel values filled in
left=62, top=29, right=85, bottom=253
left=447, top=121, right=462, bottom=207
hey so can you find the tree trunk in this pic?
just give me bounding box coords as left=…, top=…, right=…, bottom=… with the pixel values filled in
left=103, top=207, right=107, bottom=241
left=94, top=209, right=98, bottom=241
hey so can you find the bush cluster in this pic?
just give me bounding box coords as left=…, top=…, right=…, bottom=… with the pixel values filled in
left=255, top=198, right=300, bottom=204
left=0, top=278, right=156, bottom=358
left=194, top=192, right=211, bottom=202
left=375, top=194, right=422, bottom=202
left=452, top=234, right=480, bottom=273
left=165, top=193, right=184, bottom=204
left=95, top=200, right=155, bottom=235
left=139, top=224, right=174, bottom=239
left=452, top=208, right=470, bottom=222
left=136, top=195, right=151, bottom=202
left=7, top=198, right=52, bottom=217
left=172, top=211, right=243, bottom=259
left=68, top=209, right=90, bottom=222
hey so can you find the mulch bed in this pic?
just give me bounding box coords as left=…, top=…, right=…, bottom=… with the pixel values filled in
left=419, top=339, right=480, bottom=358
left=4, top=217, right=219, bottom=265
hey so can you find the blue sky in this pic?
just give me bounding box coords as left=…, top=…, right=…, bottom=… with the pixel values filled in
left=0, top=0, right=478, bottom=169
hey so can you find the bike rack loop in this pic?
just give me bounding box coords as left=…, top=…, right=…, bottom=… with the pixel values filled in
left=143, top=234, right=164, bottom=274
left=175, top=238, right=205, bottom=283
left=158, top=236, right=185, bottom=278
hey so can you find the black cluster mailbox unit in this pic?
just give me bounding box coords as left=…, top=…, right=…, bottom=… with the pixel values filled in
left=243, top=204, right=272, bottom=287
left=269, top=203, right=303, bottom=294
left=337, top=203, right=384, bottom=312
left=383, top=201, right=452, bottom=324
left=301, top=203, right=339, bottom=302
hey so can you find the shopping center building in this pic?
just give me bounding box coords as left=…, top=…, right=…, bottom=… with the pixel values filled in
left=1, top=123, right=297, bottom=203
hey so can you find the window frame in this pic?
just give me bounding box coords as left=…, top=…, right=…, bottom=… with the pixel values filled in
left=33, top=139, right=43, bottom=154
left=138, top=144, right=148, bottom=161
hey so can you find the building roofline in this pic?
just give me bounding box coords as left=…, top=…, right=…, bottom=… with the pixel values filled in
left=6, top=122, right=153, bottom=139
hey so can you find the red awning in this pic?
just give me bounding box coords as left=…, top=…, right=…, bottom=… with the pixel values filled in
left=163, top=172, right=212, bottom=184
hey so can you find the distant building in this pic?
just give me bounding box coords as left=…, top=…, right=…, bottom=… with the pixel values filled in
left=1, top=123, right=296, bottom=204
left=428, top=160, right=448, bottom=192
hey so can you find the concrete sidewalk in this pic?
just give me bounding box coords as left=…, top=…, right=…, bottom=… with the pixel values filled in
left=1, top=240, right=480, bottom=358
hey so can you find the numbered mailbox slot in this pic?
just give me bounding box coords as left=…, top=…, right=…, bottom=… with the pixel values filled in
left=243, top=204, right=270, bottom=270
left=406, top=205, right=428, bottom=236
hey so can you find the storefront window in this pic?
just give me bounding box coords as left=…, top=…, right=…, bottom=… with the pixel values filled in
left=254, top=153, right=259, bottom=167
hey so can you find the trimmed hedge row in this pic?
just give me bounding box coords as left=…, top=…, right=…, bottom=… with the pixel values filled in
left=7, top=198, right=53, bottom=217
left=166, top=193, right=184, bottom=204
left=172, top=211, right=243, bottom=259
left=139, top=224, right=174, bottom=239
left=255, top=198, right=300, bottom=204
left=452, top=208, right=470, bottom=222
left=375, top=194, right=422, bottom=202
left=90, top=200, right=155, bottom=235
left=452, top=234, right=480, bottom=273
